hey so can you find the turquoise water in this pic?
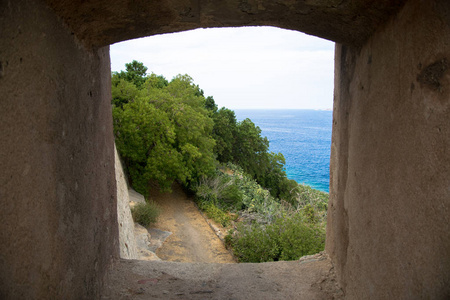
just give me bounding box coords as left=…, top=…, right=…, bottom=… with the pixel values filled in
left=234, top=109, right=332, bottom=193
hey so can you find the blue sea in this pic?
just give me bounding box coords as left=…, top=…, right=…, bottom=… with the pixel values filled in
left=234, top=109, right=332, bottom=193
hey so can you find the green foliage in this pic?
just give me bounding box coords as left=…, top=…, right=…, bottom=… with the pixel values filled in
left=194, top=165, right=281, bottom=222
left=144, top=73, right=169, bottom=89
left=231, top=223, right=280, bottom=262
left=194, top=173, right=243, bottom=211
left=112, top=63, right=216, bottom=195
left=207, top=100, right=292, bottom=201
left=197, top=201, right=231, bottom=227
left=204, top=96, right=218, bottom=113
left=113, top=97, right=182, bottom=195
left=231, top=214, right=326, bottom=263
left=194, top=164, right=327, bottom=263
left=212, top=108, right=237, bottom=163
left=257, top=151, right=290, bottom=199
left=221, top=183, right=244, bottom=209
left=278, top=178, right=299, bottom=203
left=225, top=163, right=281, bottom=221
left=294, top=184, right=329, bottom=223
left=114, top=60, right=148, bottom=88
left=224, top=230, right=234, bottom=248
left=131, top=201, right=161, bottom=227
left=112, top=61, right=330, bottom=263
left=277, top=214, right=325, bottom=260
left=232, top=118, right=270, bottom=179
left=111, top=76, right=142, bottom=108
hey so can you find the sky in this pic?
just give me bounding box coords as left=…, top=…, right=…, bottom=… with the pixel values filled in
left=110, top=26, right=335, bottom=110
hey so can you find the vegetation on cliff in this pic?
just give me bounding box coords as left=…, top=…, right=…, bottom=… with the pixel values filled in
left=131, top=201, right=161, bottom=227
left=112, top=60, right=328, bottom=262
left=194, top=163, right=327, bottom=262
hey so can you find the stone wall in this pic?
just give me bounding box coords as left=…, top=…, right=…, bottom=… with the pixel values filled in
left=1, top=0, right=449, bottom=299
left=45, top=0, right=406, bottom=48
left=326, top=0, right=450, bottom=298
left=0, top=0, right=118, bottom=298
left=115, top=145, right=138, bottom=260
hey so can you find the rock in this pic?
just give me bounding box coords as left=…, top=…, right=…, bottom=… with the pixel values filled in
left=115, top=145, right=138, bottom=259
left=128, top=188, right=146, bottom=208
left=137, top=248, right=162, bottom=261
left=134, top=223, right=152, bottom=249
left=134, top=223, right=169, bottom=261
left=147, top=228, right=172, bottom=253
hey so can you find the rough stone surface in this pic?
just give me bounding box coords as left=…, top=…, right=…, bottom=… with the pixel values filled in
left=44, top=0, right=406, bottom=47
left=115, top=145, right=139, bottom=260
left=2, top=0, right=449, bottom=299
left=0, top=0, right=118, bottom=299
left=134, top=224, right=162, bottom=261
left=326, top=0, right=450, bottom=298
left=102, top=254, right=342, bottom=299
left=128, top=188, right=146, bottom=207
left=147, top=228, right=172, bottom=253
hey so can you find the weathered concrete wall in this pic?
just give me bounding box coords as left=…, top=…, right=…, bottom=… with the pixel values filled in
left=326, top=0, right=450, bottom=298
left=115, top=145, right=138, bottom=260
left=0, top=0, right=119, bottom=298
left=45, top=0, right=406, bottom=47
left=1, top=0, right=449, bottom=298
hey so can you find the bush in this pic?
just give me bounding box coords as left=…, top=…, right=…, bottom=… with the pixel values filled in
left=221, top=183, right=244, bottom=210
left=131, top=201, right=161, bottom=227
left=230, top=214, right=325, bottom=262
left=278, top=215, right=325, bottom=260
left=231, top=223, right=280, bottom=262
left=295, top=184, right=329, bottom=223
left=197, top=201, right=231, bottom=227
left=194, top=165, right=328, bottom=263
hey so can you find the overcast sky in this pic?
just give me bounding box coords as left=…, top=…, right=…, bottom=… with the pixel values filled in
left=110, top=26, right=335, bottom=110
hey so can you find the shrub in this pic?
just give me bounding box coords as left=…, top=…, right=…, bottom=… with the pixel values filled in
left=278, top=215, right=326, bottom=260
left=221, top=183, right=244, bottom=210
left=197, top=201, right=231, bottom=227
left=230, top=213, right=325, bottom=262
left=231, top=223, right=280, bottom=262
left=294, top=184, right=329, bottom=223
left=296, top=184, right=328, bottom=210
left=131, top=201, right=161, bottom=227
left=224, top=229, right=234, bottom=248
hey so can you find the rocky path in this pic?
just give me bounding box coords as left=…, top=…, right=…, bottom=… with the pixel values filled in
left=150, top=183, right=235, bottom=264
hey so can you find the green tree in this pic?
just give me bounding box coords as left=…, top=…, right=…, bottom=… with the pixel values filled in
left=205, top=96, right=218, bottom=113
left=111, top=75, right=142, bottom=108
left=143, top=73, right=169, bottom=90
left=164, top=75, right=217, bottom=182
left=115, top=60, right=148, bottom=88
left=113, top=97, right=184, bottom=195
left=233, top=118, right=270, bottom=179
left=257, top=152, right=288, bottom=199
left=212, top=108, right=237, bottom=163
left=113, top=67, right=217, bottom=195
left=111, top=60, right=299, bottom=204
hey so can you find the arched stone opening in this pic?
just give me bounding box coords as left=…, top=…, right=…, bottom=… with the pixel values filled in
left=1, top=0, right=449, bottom=299
left=45, top=0, right=406, bottom=48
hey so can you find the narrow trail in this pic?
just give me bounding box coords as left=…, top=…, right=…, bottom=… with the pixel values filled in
left=150, top=183, right=235, bottom=264
left=104, top=183, right=342, bottom=299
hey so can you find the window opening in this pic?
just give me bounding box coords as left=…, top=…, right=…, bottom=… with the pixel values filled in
left=110, top=26, right=334, bottom=264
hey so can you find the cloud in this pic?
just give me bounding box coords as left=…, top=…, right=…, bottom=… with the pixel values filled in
left=110, top=26, right=335, bottom=109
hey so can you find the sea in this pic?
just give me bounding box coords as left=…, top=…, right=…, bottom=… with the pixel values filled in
left=234, top=109, right=332, bottom=193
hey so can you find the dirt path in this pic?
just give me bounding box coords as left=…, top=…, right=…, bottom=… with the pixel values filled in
left=150, top=183, right=235, bottom=264
left=104, top=183, right=343, bottom=299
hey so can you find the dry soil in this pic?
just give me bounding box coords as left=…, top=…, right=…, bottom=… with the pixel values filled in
left=150, top=183, right=235, bottom=263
